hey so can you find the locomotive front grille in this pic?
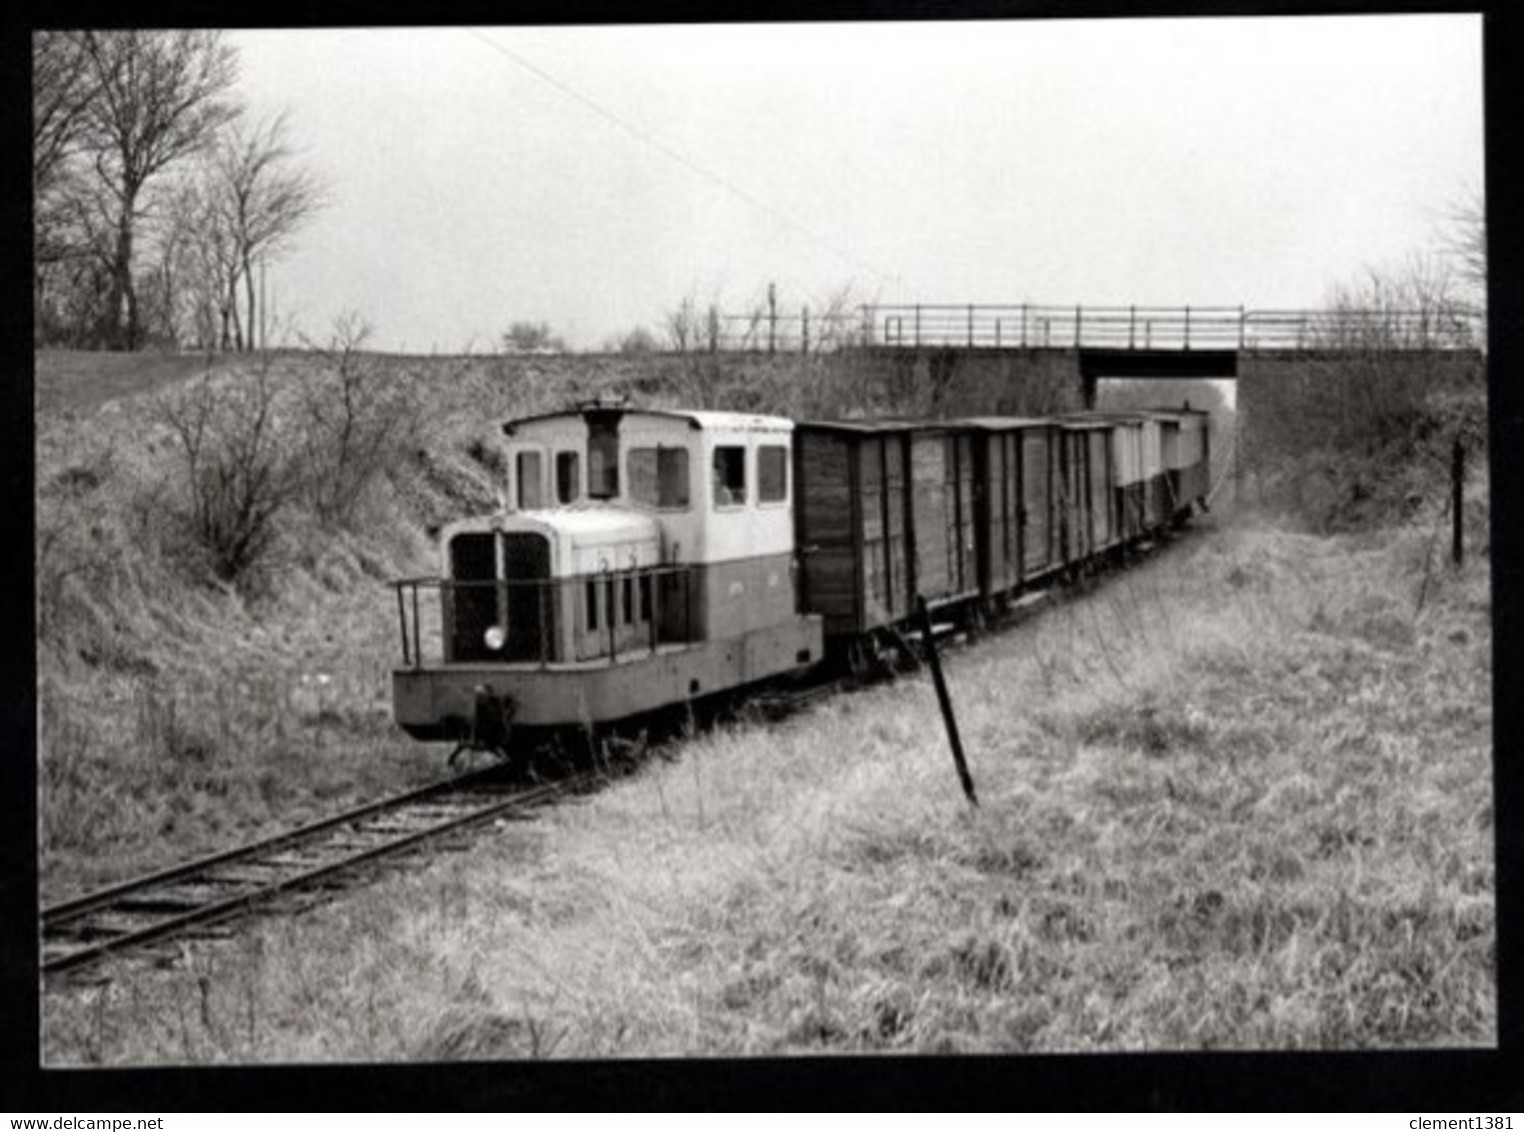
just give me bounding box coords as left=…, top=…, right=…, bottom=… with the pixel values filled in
left=443, top=532, right=555, bottom=663
left=445, top=533, right=498, bottom=662
left=500, top=532, right=553, bottom=662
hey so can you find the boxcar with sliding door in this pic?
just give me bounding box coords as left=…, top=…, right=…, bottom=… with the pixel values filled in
left=954, top=417, right=1056, bottom=602
left=1149, top=407, right=1211, bottom=520
left=907, top=422, right=981, bottom=609
left=792, top=419, right=916, bottom=642
left=1059, top=416, right=1119, bottom=558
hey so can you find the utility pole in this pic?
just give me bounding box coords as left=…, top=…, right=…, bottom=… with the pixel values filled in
left=259, top=254, right=267, bottom=351
left=767, top=282, right=777, bottom=356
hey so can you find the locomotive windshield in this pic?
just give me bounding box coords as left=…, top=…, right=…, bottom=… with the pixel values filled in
left=555, top=451, right=580, bottom=503
left=516, top=451, right=543, bottom=509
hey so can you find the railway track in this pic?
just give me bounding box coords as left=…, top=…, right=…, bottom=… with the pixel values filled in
left=42, top=765, right=590, bottom=977
left=41, top=529, right=1191, bottom=980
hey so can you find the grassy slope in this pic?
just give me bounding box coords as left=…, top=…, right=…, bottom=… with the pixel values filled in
left=42, top=506, right=1494, bottom=1060
left=34, top=349, right=245, bottom=415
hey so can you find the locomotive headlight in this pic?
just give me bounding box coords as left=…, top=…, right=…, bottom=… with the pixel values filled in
left=484, top=625, right=507, bottom=652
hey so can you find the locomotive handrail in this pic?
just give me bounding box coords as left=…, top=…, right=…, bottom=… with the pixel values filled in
left=392, top=562, right=697, bottom=670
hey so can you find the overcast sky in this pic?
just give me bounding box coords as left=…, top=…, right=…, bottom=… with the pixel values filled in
left=229, top=16, right=1484, bottom=353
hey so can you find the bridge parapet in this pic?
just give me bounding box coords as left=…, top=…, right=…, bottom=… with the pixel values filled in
left=861, top=303, right=1483, bottom=353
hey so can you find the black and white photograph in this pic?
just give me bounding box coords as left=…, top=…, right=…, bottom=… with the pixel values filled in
left=27, top=12, right=1500, bottom=1092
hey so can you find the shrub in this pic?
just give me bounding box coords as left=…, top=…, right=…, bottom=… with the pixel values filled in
left=299, top=312, right=418, bottom=526
left=158, top=360, right=300, bottom=585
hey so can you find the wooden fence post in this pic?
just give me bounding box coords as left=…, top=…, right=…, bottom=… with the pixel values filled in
left=915, top=596, right=978, bottom=807
left=1452, top=436, right=1465, bottom=567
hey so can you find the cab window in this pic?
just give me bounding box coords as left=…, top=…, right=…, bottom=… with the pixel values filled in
left=712, top=446, right=746, bottom=508
left=628, top=446, right=691, bottom=509
left=758, top=445, right=788, bottom=504
left=588, top=418, right=619, bottom=499
left=555, top=451, right=580, bottom=504
left=515, top=450, right=543, bottom=510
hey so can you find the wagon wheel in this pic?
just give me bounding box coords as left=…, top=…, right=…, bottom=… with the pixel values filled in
left=883, top=625, right=923, bottom=673
left=447, top=732, right=518, bottom=772
left=966, top=603, right=989, bottom=639
left=847, top=638, right=874, bottom=683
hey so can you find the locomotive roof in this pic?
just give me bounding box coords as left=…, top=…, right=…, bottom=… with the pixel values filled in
left=502, top=406, right=793, bottom=436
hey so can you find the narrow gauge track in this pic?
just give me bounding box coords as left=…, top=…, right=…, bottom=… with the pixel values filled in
left=43, top=529, right=1196, bottom=980
left=42, top=765, right=590, bottom=977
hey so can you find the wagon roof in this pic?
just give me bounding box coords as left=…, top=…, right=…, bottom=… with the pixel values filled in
left=794, top=418, right=921, bottom=434
left=1052, top=416, right=1117, bottom=430
left=503, top=406, right=793, bottom=435
left=1057, top=411, right=1145, bottom=426
left=947, top=416, right=1054, bottom=430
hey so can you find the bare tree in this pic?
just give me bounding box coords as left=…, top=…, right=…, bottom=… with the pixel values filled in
left=1446, top=188, right=1486, bottom=345
left=808, top=283, right=867, bottom=353
left=665, top=295, right=702, bottom=353
left=1318, top=252, right=1475, bottom=352
left=32, top=31, right=99, bottom=202
left=1251, top=252, right=1481, bottom=492
left=299, top=312, right=417, bottom=525
left=166, top=170, right=242, bottom=350
left=160, top=360, right=298, bottom=583
left=78, top=31, right=239, bottom=350
left=211, top=111, right=324, bottom=351
left=33, top=32, right=105, bottom=338
left=34, top=174, right=123, bottom=346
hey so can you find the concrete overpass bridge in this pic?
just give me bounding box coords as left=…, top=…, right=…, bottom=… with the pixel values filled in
left=855, top=302, right=1484, bottom=409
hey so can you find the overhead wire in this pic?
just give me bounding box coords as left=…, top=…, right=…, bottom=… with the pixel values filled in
left=461, top=27, right=901, bottom=292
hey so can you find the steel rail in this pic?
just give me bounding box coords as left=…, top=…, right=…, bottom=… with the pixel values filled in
left=43, top=763, right=512, bottom=927
left=42, top=771, right=584, bottom=976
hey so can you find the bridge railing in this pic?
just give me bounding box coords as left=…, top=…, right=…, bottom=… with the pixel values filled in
left=861, top=304, right=1483, bottom=352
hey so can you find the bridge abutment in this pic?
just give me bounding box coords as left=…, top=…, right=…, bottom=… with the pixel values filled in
left=862, top=346, right=1088, bottom=416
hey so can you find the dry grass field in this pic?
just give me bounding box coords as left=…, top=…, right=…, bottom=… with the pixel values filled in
left=33, top=346, right=1494, bottom=1067
left=41, top=503, right=1494, bottom=1061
